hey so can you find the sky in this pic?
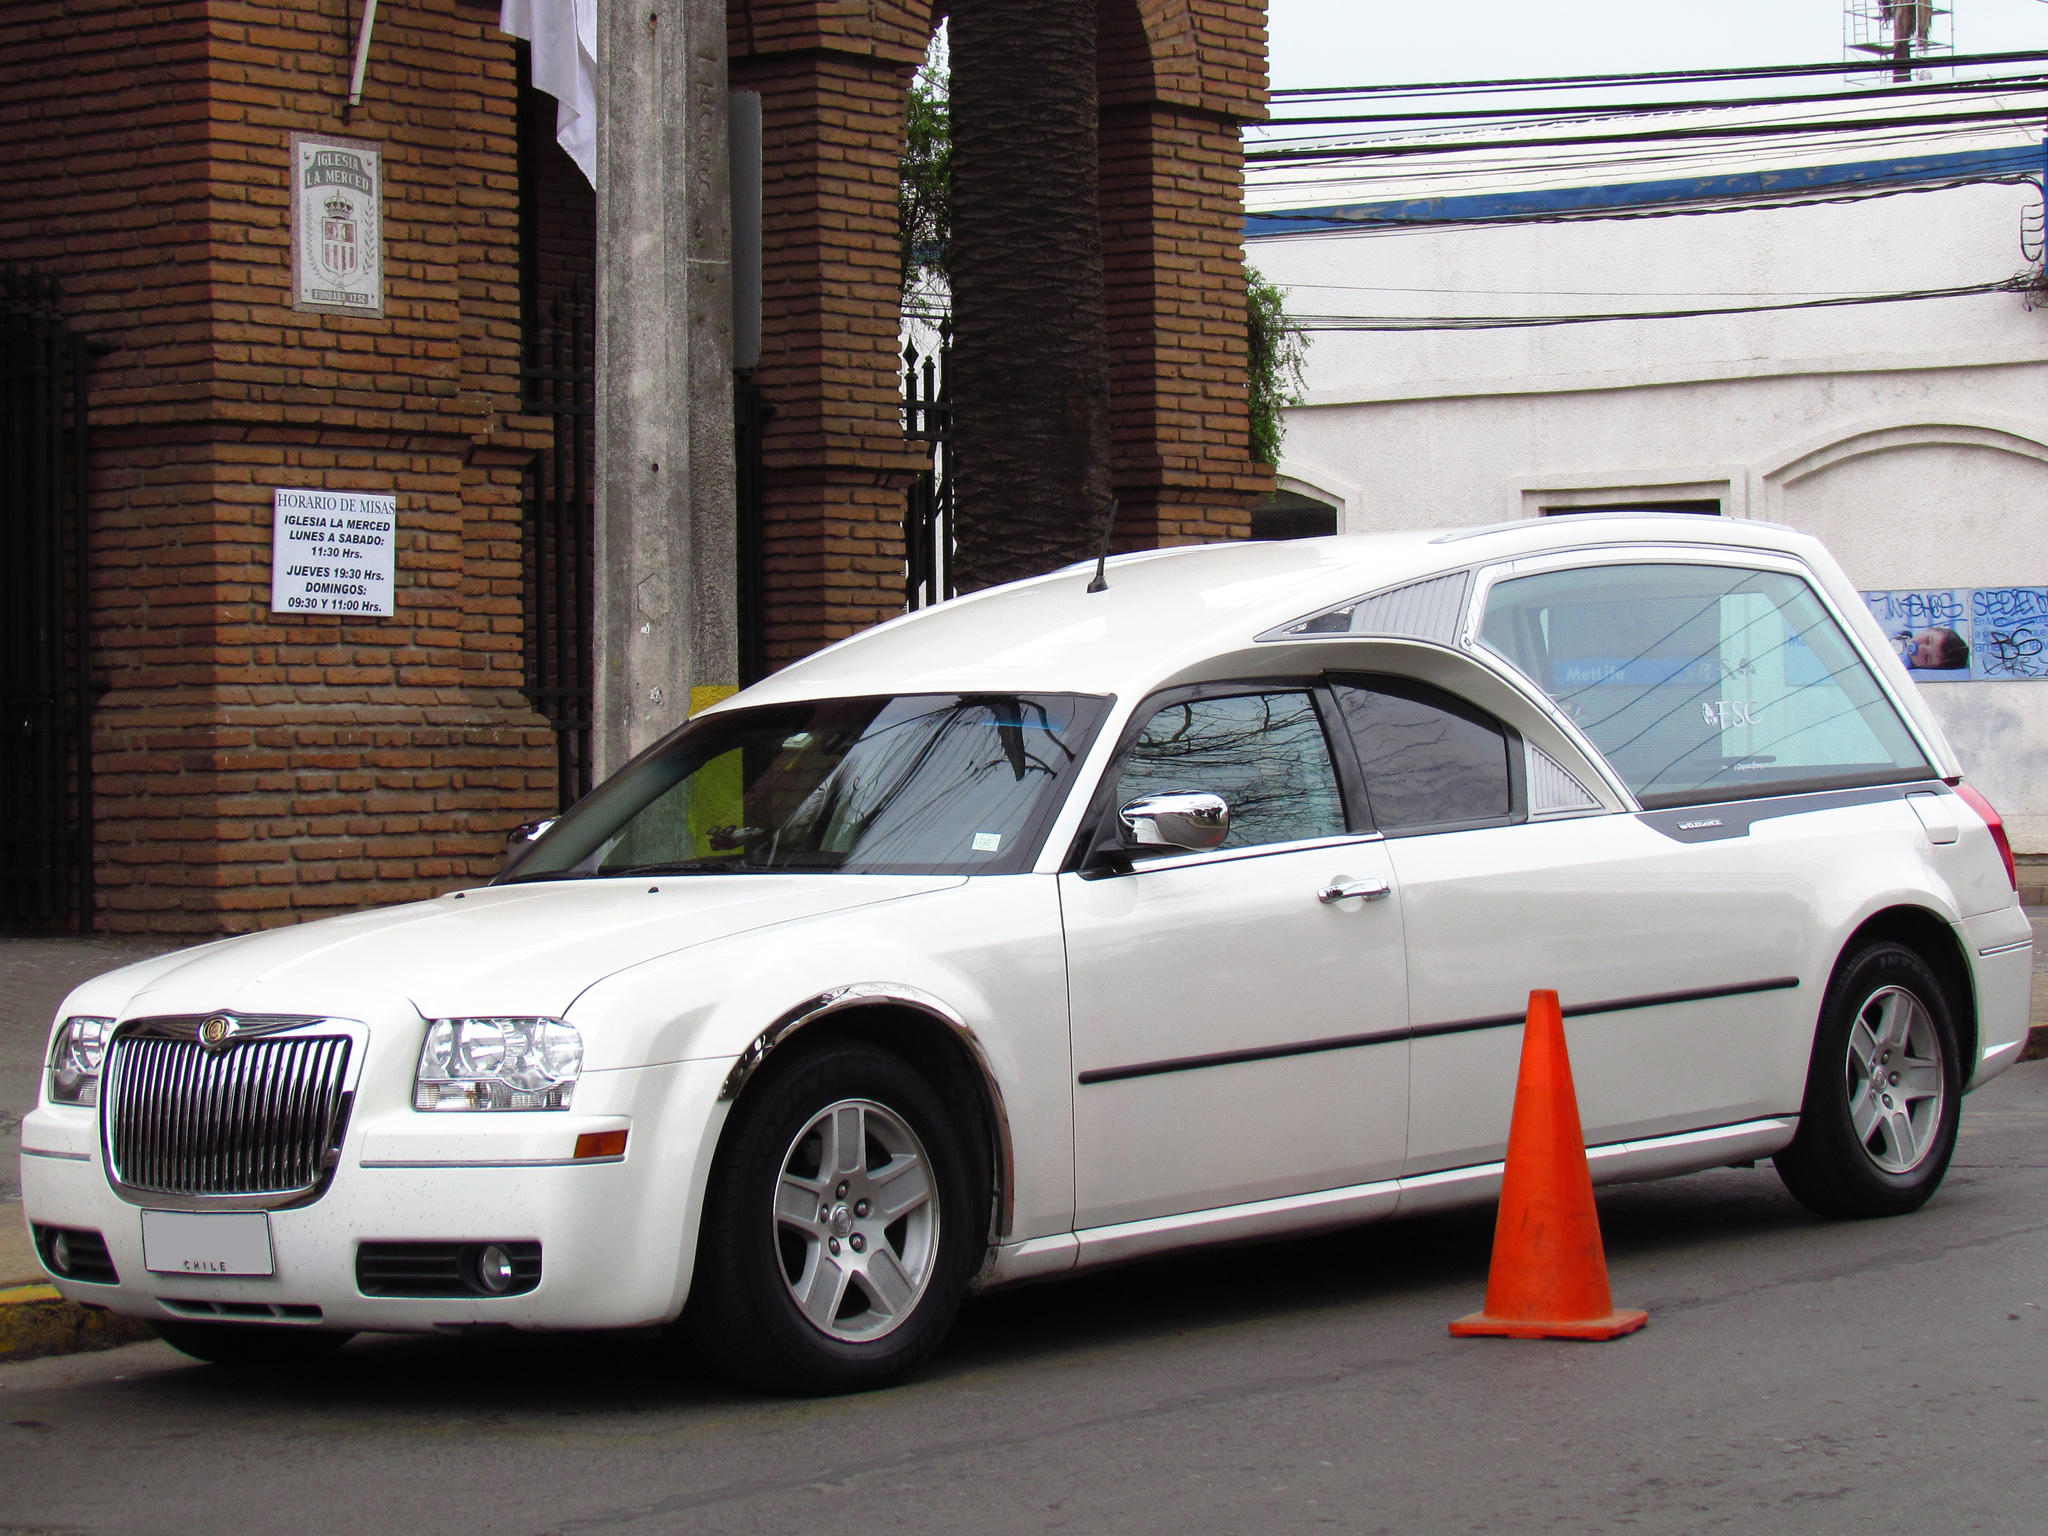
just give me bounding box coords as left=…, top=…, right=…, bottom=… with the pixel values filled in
left=1266, top=0, right=2048, bottom=93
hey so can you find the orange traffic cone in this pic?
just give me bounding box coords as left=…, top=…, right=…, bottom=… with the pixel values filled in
left=1449, top=989, right=1647, bottom=1341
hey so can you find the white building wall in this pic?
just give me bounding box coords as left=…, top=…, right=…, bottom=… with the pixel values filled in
left=1253, top=183, right=2048, bottom=849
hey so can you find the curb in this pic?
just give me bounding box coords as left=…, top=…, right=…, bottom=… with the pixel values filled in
left=0, top=1284, right=156, bottom=1366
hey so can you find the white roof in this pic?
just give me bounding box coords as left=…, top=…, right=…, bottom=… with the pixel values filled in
left=720, top=514, right=1843, bottom=706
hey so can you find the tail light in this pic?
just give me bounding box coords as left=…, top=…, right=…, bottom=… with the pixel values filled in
left=1953, top=783, right=2017, bottom=891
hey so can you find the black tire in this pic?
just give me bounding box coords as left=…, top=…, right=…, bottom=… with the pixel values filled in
left=154, top=1320, right=355, bottom=1368
left=1775, top=941, right=1963, bottom=1219
left=686, top=1041, right=980, bottom=1395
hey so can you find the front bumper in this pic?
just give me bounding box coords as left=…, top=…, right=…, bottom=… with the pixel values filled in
left=19, top=1058, right=730, bottom=1333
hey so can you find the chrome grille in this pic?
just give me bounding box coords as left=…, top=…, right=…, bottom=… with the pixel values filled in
left=105, top=1033, right=353, bottom=1198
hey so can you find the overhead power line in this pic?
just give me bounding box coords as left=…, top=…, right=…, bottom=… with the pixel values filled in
left=1270, top=49, right=2048, bottom=101
left=1246, top=107, right=2048, bottom=163
left=1292, top=280, right=2020, bottom=332
left=1261, top=74, right=2048, bottom=129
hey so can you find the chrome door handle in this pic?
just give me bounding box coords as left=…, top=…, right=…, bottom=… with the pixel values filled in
left=1318, top=879, right=1390, bottom=904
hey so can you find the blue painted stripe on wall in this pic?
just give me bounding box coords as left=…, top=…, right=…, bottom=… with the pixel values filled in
left=1244, top=145, right=2043, bottom=236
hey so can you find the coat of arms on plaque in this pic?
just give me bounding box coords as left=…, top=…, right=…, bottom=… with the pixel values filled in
left=291, top=132, right=383, bottom=317
left=318, top=197, right=359, bottom=280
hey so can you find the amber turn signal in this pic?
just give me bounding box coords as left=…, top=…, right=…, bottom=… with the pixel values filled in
left=573, top=1130, right=628, bottom=1159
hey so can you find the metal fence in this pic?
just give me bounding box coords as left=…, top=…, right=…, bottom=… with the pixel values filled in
left=0, top=267, right=94, bottom=930
left=902, top=324, right=954, bottom=610
left=520, top=287, right=596, bottom=811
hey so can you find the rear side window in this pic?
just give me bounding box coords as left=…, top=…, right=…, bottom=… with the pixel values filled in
left=1112, top=691, right=1346, bottom=852
left=1479, top=562, right=1930, bottom=807
left=1329, top=676, right=1513, bottom=833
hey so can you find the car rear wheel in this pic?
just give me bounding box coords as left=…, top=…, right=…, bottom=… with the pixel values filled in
left=154, top=1320, right=355, bottom=1367
left=686, top=1041, right=979, bottom=1395
left=1774, top=941, right=1962, bottom=1219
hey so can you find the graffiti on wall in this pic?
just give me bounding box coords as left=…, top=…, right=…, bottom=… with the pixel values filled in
left=1862, top=588, right=2048, bottom=682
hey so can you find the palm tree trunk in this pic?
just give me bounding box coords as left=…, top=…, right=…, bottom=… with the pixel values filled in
left=948, top=0, right=1113, bottom=591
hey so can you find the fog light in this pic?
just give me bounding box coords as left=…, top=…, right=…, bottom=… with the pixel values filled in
left=474, top=1244, right=516, bottom=1295
left=48, top=1231, right=72, bottom=1276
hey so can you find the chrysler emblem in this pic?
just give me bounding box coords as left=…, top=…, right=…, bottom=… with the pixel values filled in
left=200, top=1015, right=237, bottom=1048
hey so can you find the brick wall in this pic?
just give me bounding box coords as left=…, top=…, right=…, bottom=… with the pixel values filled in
left=0, top=0, right=1268, bottom=930
left=1, top=0, right=559, bottom=933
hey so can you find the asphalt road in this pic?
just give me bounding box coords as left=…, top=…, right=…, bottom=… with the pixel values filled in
left=3, top=1056, right=2046, bottom=1534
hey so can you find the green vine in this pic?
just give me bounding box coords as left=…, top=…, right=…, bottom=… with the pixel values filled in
left=1246, top=265, right=1309, bottom=466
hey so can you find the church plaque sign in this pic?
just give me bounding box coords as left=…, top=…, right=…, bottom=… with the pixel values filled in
left=290, top=132, right=384, bottom=318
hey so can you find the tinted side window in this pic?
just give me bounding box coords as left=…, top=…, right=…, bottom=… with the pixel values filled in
left=1112, top=691, right=1346, bottom=852
left=1329, top=677, right=1512, bottom=832
left=1477, top=563, right=1931, bottom=806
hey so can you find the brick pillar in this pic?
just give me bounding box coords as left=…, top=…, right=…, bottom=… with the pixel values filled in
left=728, top=2, right=936, bottom=665
left=0, top=0, right=561, bottom=933
left=1097, top=0, right=1270, bottom=548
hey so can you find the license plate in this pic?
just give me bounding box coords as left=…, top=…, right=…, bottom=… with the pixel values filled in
left=141, top=1211, right=275, bottom=1277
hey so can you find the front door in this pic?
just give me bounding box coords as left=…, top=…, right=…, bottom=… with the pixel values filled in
left=1060, top=686, right=1410, bottom=1230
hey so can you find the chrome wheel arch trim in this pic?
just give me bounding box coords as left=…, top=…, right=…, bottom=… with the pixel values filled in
left=718, top=982, right=1019, bottom=1241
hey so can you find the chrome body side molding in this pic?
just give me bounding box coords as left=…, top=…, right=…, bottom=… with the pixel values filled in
left=974, top=1116, right=1800, bottom=1289
left=1977, top=938, right=2032, bottom=958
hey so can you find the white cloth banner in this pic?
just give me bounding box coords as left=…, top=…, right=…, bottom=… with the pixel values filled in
left=501, top=0, right=597, bottom=187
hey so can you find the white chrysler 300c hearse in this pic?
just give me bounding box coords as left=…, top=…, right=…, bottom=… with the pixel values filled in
left=21, top=514, right=2033, bottom=1391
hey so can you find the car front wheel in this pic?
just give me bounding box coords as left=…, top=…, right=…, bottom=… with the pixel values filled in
left=687, top=1041, right=979, bottom=1394
left=1774, top=941, right=1962, bottom=1219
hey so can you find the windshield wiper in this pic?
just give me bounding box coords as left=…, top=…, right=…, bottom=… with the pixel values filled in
left=603, top=858, right=784, bottom=876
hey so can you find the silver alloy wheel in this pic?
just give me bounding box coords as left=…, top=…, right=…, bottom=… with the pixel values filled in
left=773, top=1098, right=941, bottom=1343
left=1843, top=985, right=1946, bottom=1174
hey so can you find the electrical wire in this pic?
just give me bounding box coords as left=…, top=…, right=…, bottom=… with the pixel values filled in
left=1290, top=280, right=2018, bottom=332
left=1260, top=75, right=2048, bottom=129
left=1246, top=107, right=2048, bottom=163
left=1268, top=49, right=2048, bottom=101
left=1248, top=117, right=2036, bottom=186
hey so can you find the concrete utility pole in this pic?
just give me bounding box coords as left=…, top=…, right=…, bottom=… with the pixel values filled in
left=594, top=0, right=737, bottom=776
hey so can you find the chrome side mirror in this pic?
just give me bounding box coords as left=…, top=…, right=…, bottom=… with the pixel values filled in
left=1119, top=792, right=1229, bottom=852
left=505, top=819, right=555, bottom=858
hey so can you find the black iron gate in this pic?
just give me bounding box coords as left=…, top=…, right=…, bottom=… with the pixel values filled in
left=735, top=374, right=774, bottom=687
left=1, top=268, right=94, bottom=930
left=520, top=288, right=595, bottom=811
left=902, top=325, right=953, bottom=610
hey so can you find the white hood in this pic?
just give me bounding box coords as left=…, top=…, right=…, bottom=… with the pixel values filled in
left=111, top=875, right=963, bottom=1023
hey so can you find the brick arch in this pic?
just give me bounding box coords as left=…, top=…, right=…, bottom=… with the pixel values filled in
left=727, top=0, right=1269, bottom=667
left=1098, top=0, right=1200, bottom=103
left=1095, top=0, right=1270, bottom=549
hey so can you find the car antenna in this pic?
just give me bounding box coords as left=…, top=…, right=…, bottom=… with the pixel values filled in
left=1086, top=497, right=1119, bottom=594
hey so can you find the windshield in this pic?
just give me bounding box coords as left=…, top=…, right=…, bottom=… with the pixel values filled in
left=502, top=693, right=1109, bottom=881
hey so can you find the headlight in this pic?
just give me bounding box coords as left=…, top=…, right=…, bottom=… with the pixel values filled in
left=414, top=1017, right=582, bottom=1111
left=48, top=1016, right=113, bottom=1106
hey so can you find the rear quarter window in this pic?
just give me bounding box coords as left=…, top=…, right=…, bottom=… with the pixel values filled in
left=1478, top=562, right=1930, bottom=807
